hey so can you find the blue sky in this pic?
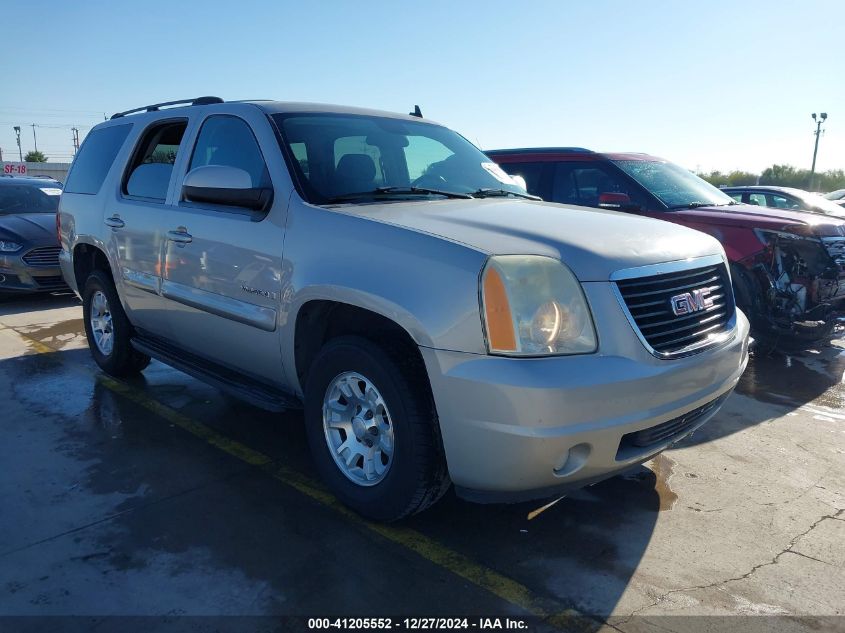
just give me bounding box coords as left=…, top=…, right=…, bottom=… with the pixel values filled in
left=2, top=0, right=843, bottom=174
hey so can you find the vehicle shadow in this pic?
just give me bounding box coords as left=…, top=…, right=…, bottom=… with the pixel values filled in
left=1, top=344, right=660, bottom=624
left=101, top=373, right=663, bottom=622
left=0, top=291, right=78, bottom=317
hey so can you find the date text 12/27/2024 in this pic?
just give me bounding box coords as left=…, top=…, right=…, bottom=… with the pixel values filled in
left=307, top=618, right=529, bottom=630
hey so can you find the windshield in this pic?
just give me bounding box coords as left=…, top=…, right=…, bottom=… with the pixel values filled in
left=0, top=182, right=62, bottom=215
left=613, top=159, right=735, bottom=209
left=272, top=113, right=525, bottom=204
left=798, top=191, right=845, bottom=215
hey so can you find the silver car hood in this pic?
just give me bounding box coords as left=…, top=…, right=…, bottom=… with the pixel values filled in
left=346, top=198, right=723, bottom=281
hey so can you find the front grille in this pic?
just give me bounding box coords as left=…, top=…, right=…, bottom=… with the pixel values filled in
left=616, top=262, right=735, bottom=357
left=617, top=392, right=730, bottom=457
left=22, top=246, right=61, bottom=268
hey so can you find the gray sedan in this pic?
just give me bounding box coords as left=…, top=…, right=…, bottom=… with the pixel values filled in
left=722, top=185, right=845, bottom=217
left=0, top=176, right=67, bottom=295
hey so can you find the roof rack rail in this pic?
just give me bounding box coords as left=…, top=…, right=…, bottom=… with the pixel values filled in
left=110, top=96, right=223, bottom=120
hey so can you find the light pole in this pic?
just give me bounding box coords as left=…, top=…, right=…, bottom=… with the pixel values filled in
left=810, top=112, right=827, bottom=191
left=13, top=126, right=22, bottom=162
left=30, top=123, right=38, bottom=153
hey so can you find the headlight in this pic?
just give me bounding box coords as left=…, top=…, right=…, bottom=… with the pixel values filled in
left=0, top=240, right=23, bottom=253
left=480, top=255, right=597, bottom=356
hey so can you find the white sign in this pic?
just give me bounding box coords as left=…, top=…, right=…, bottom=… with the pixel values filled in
left=2, top=162, right=27, bottom=175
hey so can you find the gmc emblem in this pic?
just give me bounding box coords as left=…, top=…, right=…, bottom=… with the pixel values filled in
left=670, top=288, right=714, bottom=316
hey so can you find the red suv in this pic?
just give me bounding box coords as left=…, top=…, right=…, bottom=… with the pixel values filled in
left=488, top=148, right=845, bottom=342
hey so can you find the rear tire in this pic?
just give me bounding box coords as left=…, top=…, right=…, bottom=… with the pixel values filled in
left=82, top=269, right=150, bottom=376
left=304, top=336, right=449, bottom=521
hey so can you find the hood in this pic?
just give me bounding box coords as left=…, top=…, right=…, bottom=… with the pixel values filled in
left=348, top=198, right=724, bottom=281
left=0, top=213, right=58, bottom=245
left=672, top=204, right=845, bottom=237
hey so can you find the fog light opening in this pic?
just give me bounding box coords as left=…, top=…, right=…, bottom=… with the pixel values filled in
left=553, top=442, right=591, bottom=477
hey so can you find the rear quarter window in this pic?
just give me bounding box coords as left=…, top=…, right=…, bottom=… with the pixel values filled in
left=64, top=124, right=132, bottom=195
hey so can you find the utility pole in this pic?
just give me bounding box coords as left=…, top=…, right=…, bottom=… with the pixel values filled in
left=810, top=112, right=828, bottom=191
left=71, top=127, right=80, bottom=154
left=13, top=126, right=22, bottom=161
left=30, top=123, right=38, bottom=153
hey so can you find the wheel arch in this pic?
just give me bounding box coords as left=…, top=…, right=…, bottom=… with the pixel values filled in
left=290, top=296, right=431, bottom=397
left=72, top=240, right=114, bottom=289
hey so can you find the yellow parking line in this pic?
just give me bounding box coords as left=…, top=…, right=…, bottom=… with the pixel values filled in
left=4, top=321, right=598, bottom=631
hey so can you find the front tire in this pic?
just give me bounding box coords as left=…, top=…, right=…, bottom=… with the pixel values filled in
left=304, top=336, right=449, bottom=521
left=82, top=269, right=150, bottom=376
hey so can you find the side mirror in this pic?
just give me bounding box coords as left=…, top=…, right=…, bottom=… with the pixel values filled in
left=598, top=192, right=634, bottom=210
left=182, top=165, right=272, bottom=211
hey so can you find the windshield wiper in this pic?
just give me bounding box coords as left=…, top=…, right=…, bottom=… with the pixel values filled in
left=326, top=186, right=473, bottom=203
left=668, top=201, right=717, bottom=209
left=471, top=188, right=541, bottom=201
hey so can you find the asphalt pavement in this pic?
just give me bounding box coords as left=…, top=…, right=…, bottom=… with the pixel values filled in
left=0, top=293, right=842, bottom=633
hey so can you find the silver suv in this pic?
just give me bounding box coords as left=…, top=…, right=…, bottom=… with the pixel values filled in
left=59, top=97, right=750, bottom=520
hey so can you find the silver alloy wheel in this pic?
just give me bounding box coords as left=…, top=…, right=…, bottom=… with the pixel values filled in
left=322, top=371, right=395, bottom=486
left=89, top=290, right=114, bottom=356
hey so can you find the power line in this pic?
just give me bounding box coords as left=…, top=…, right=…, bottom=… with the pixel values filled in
left=0, top=121, right=93, bottom=129
left=2, top=121, right=94, bottom=129
left=0, top=106, right=104, bottom=114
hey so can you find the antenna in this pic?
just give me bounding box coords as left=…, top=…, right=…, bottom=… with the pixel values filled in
left=409, top=105, right=423, bottom=118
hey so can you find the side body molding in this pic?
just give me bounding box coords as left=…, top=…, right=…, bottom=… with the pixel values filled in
left=122, top=267, right=160, bottom=294
left=161, top=279, right=278, bottom=332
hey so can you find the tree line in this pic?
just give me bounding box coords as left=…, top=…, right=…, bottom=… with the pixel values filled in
left=698, top=165, right=845, bottom=192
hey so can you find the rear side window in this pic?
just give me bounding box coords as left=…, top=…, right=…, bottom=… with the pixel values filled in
left=290, top=142, right=310, bottom=178
left=123, top=120, right=187, bottom=201
left=333, top=136, right=385, bottom=187
left=64, top=124, right=131, bottom=195
left=188, top=115, right=270, bottom=187
left=404, top=136, right=453, bottom=181
left=770, top=194, right=800, bottom=210
left=553, top=163, right=647, bottom=209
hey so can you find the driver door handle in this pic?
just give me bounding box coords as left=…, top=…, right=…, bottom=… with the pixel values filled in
left=104, top=215, right=125, bottom=229
left=167, top=228, right=193, bottom=244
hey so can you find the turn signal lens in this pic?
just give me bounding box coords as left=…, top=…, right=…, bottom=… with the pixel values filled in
left=482, top=264, right=517, bottom=352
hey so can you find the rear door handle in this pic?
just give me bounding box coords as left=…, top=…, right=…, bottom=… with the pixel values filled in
left=104, top=215, right=125, bottom=229
left=167, top=229, right=193, bottom=244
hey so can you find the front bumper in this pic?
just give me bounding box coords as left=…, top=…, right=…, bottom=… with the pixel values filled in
left=0, top=250, right=68, bottom=294
left=421, top=294, right=751, bottom=503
